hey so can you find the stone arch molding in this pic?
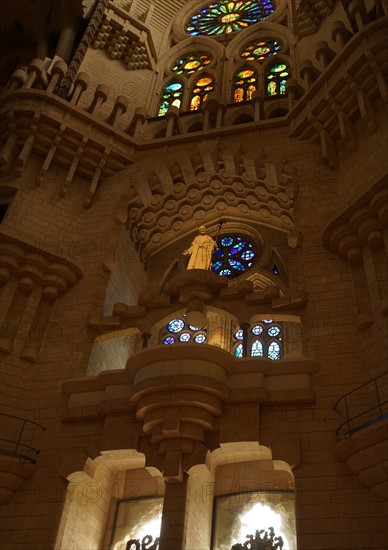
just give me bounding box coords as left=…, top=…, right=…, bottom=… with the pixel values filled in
left=54, top=449, right=162, bottom=550
left=121, top=142, right=298, bottom=266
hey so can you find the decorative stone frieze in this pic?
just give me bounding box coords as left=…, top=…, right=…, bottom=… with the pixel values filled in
left=91, top=1, right=157, bottom=71
left=290, top=18, right=388, bottom=168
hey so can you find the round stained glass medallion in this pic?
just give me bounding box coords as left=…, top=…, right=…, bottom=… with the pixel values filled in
left=240, top=38, right=282, bottom=62
left=194, top=333, right=207, bottom=343
left=172, top=53, right=212, bottom=76
left=267, top=325, right=281, bottom=337
left=167, top=318, right=185, bottom=333
left=186, top=0, right=276, bottom=37
left=211, top=235, right=256, bottom=279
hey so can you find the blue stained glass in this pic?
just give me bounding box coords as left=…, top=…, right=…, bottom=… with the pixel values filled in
left=221, top=237, right=234, bottom=246
left=168, top=318, right=185, bottom=333
left=251, top=325, right=263, bottom=335
left=212, top=234, right=256, bottom=279
left=235, top=343, right=243, bottom=358
left=241, top=250, right=255, bottom=260
left=194, top=333, right=206, bottom=343
left=263, top=319, right=273, bottom=323
left=267, top=326, right=281, bottom=337
left=268, top=341, right=281, bottom=360
left=166, top=82, right=182, bottom=91
left=235, top=329, right=244, bottom=340
left=189, top=325, right=203, bottom=331
left=229, top=259, right=245, bottom=270
left=232, top=240, right=246, bottom=251
left=179, top=332, right=191, bottom=342
left=251, top=339, right=264, bottom=356
left=158, top=80, right=183, bottom=116
left=163, top=336, right=175, bottom=344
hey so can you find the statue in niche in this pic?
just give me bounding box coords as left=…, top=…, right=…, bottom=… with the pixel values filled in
left=183, top=225, right=217, bottom=270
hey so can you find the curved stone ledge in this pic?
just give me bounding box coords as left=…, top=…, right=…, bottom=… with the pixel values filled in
left=62, top=344, right=320, bottom=417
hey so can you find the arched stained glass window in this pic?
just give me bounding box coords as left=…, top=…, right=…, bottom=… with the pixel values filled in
left=251, top=339, right=264, bottom=356
left=158, top=81, right=184, bottom=116
left=235, top=343, right=243, bottom=358
left=240, top=38, right=282, bottom=62
left=190, top=75, right=215, bottom=110
left=186, top=0, right=276, bottom=36
left=212, top=235, right=256, bottom=278
left=233, top=321, right=282, bottom=359
left=233, top=67, right=257, bottom=102
left=266, top=63, right=289, bottom=96
left=172, top=53, right=212, bottom=76
left=161, top=317, right=207, bottom=345
left=268, top=341, right=281, bottom=360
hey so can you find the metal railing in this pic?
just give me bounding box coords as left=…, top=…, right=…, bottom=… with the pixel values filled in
left=0, top=412, right=45, bottom=463
left=333, top=372, right=388, bottom=438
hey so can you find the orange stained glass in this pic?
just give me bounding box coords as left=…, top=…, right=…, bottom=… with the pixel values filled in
left=247, top=85, right=256, bottom=99
left=190, top=95, right=201, bottom=110
left=237, top=69, right=255, bottom=79
left=234, top=87, right=244, bottom=102
left=196, top=77, right=213, bottom=87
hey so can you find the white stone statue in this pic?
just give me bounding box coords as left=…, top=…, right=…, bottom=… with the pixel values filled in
left=183, top=225, right=217, bottom=270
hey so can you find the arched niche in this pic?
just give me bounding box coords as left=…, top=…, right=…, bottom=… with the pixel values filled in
left=54, top=450, right=163, bottom=550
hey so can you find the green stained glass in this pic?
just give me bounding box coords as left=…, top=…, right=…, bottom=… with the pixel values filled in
left=233, top=66, right=257, bottom=102
left=240, top=38, right=282, bottom=62
left=186, top=0, right=276, bottom=37
left=158, top=80, right=183, bottom=116
left=266, top=63, right=289, bottom=96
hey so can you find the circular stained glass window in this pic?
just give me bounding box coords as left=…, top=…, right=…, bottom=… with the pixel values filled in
left=194, top=333, right=207, bottom=343
left=267, top=325, right=281, bottom=337
left=235, top=329, right=244, bottom=340
left=251, top=325, right=263, bottom=335
left=212, top=235, right=256, bottom=279
left=186, top=0, right=276, bottom=36
left=163, top=336, right=175, bottom=344
left=167, top=318, right=185, bottom=333
left=179, top=332, right=191, bottom=342
left=172, top=53, right=213, bottom=76
left=240, top=38, right=282, bottom=62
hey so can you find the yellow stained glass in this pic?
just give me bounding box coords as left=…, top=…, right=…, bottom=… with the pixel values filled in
left=221, top=13, right=240, bottom=23
left=196, top=77, right=213, bottom=87
left=237, top=69, right=255, bottom=79
left=190, top=95, right=201, bottom=110
left=247, top=85, right=256, bottom=99
left=234, top=88, right=244, bottom=103
left=184, top=60, right=201, bottom=70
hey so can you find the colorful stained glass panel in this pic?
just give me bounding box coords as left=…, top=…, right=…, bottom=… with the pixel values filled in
left=186, top=0, right=276, bottom=37
left=172, top=53, right=213, bottom=76
left=240, top=38, right=282, bottom=62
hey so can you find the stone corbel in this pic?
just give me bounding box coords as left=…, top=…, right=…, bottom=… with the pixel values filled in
left=0, top=235, right=82, bottom=359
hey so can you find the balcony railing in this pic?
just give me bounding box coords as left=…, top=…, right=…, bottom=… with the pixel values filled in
left=333, top=372, right=388, bottom=438
left=0, top=412, right=45, bottom=463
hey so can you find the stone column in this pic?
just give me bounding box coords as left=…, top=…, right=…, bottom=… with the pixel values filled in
left=159, top=477, right=188, bottom=550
